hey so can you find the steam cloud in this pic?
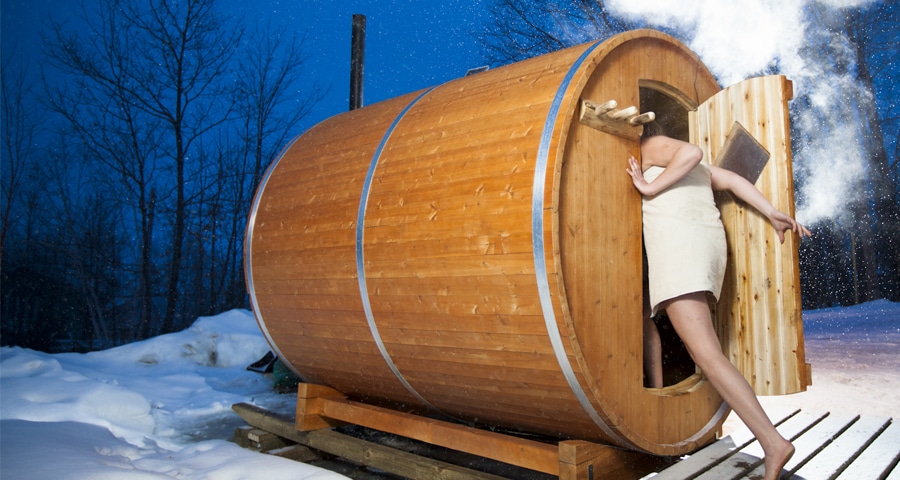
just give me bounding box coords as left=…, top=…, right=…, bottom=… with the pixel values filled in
left=606, top=0, right=879, bottom=226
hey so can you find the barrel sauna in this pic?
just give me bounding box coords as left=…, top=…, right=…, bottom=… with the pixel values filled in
left=245, top=29, right=808, bottom=456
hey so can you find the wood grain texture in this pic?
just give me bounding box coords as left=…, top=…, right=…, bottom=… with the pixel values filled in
left=691, top=75, right=809, bottom=395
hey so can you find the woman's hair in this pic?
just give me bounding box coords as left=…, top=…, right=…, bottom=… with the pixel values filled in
left=641, top=120, right=664, bottom=140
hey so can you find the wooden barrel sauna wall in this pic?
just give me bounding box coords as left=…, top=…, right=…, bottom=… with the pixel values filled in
left=245, top=29, right=807, bottom=456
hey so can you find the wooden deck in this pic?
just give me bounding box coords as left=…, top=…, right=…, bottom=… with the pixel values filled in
left=647, top=408, right=899, bottom=480
left=232, top=402, right=898, bottom=480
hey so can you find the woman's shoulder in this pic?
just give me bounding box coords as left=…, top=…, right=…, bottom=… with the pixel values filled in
left=640, top=136, right=702, bottom=168
left=642, top=135, right=698, bottom=151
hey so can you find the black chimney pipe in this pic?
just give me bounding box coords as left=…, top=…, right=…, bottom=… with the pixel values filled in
left=350, top=14, right=366, bottom=110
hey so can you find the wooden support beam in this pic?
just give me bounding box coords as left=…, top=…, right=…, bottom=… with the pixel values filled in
left=234, top=402, right=313, bottom=445
left=288, top=383, right=669, bottom=479
left=558, top=440, right=670, bottom=480
left=233, top=402, right=510, bottom=480
left=296, top=383, right=349, bottom=430
left=305, top=429, right=511, bottom=480
left=269, top=444, right=320, bottom=463
left=317, top=396, right=560, bottom=475
left=233, top=425, right=293, bottom=452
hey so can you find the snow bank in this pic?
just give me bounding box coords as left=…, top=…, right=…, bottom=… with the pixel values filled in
left=0, top=309, right=346, bottom=479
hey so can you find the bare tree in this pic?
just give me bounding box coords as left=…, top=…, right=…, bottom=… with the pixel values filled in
left=5, top=0, right=326, bottom=348
left=1, top=46, right=44, bottom=265
left=37, top=143, right=123, bottom=347
left=237, top=24, right=325, bottom=186
left=479, top=0, right=635, bottom=65
left=844, top=2, right=900, bottom=301
left=795, top=2, right=899, bottom=305
left=218, top=24, right=327, bottom=306
left=176, top=23, right=327, bottom=319
left=119, top=0, right=242, bottom=333
left=45, top=0, right=242, bottom=335
left=0, top=48, right=62, bottom=350
left=45, top=0, right=163, bottom=338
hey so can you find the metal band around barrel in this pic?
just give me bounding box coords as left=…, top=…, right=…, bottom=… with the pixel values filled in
left=356, top=88, right=447, bottom=414
left=531, top=40, right=629, bottom=446
left=661, top=400, right=730, bottom=449
left=245, top=135, right=305, bottom=377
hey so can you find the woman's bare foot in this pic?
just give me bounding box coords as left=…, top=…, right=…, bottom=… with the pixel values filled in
left=763, top=439, right=795, bottom=480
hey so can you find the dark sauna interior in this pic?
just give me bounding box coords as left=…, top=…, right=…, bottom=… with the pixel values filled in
left=639, top=83, right=697, bottom=389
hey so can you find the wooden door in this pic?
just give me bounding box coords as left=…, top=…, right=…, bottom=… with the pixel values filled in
left=690, top=75, right=811, bottom=395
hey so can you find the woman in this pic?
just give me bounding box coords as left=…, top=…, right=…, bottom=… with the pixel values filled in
left=626, top=124, right=809, bottom=480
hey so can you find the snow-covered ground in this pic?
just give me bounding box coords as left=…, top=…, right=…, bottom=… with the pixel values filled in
left=723, top=299, right=900, bottom=435
left=0, top=310, right=346, bottom=479
left=2, top=301, right=898, bottom=478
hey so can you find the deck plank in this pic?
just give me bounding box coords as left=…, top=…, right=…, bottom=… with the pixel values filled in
left=886, top=462, right=900, bottom=480
left=647, top=409, right=799, bottom=480
left=743, top=412, right=860, bottom=479
left=693, top=410, right=829, bottom=479
left=651, top=411, right=900, bottom=480
left=835, top=419, right=900, bottom=480
left=790, top=415, right=891, bottom=480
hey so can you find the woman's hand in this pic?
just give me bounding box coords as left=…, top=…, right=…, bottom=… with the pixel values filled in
left=626, top=156, right=655, bottom=196
left=629, top=137, right=703, bottom=196
left=767, top=209, right=813, bottom=243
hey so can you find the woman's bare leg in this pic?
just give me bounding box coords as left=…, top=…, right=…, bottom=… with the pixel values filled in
left=664, top=293, right=794, bottom=480
left=643, top=309, right=663, bottom=388
left=642, top=266, right=663, bottom=389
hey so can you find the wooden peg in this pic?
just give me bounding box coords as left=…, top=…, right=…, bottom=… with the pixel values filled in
left=629, top=112, right=656, bottom=125
left=587, top=99, right=618, bottom=116
left=609, top=106, right=639, bottom=120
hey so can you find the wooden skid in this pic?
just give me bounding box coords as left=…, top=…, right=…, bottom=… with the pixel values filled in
left=296, top=384, right=560, bottom=474
left=293, top=384, right=666, bottom=479
left=232, top=383, right=667, bottom=480
left=234, top=402, right=512, bottom=480
left=649, top=409, right=899, bottom=480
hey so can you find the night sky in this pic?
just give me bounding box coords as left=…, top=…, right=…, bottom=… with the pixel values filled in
left=1, top=0, right=491, bottom=130
left=4, top=0, right=896, bottom=228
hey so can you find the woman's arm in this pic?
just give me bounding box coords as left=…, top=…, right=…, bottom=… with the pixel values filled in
left=709, top=165, right=811, bottom=243
left=627, top=136, right=703, bottom=196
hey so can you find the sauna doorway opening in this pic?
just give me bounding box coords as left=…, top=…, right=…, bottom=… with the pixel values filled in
left=639, top=81, right=697, bottom=390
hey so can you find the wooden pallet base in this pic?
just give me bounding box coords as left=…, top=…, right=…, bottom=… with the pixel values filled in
left=231, top=382, right=670, bottom=479
left=294, top=383, right=666, bottom=479
left=234, top=404, right=513, bottom=479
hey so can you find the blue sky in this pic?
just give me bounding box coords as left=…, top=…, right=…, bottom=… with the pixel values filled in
left=1, top=0, right=491, bottom=129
